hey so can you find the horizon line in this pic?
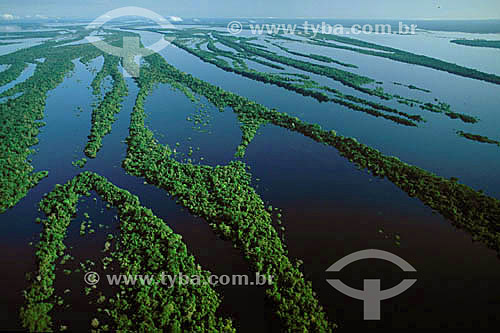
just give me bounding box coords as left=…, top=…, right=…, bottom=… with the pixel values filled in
left=2, top=16, right=500, bottom=22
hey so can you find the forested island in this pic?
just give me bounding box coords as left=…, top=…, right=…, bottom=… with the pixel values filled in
left=451, top=39, right=500, bottom=49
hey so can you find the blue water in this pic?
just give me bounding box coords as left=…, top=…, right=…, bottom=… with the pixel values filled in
left=144, top=83, right=242, bottom=166
left=146, top=30, right=500, bottom=199
left=0, top=37, right=51, bottom=56
left=0, top=62, right=36, bottom=95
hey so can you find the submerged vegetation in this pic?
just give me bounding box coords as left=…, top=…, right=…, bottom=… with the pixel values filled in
left=158, top=28, right=478, bottom=127
left=0, top=31, right=99, bottom=212
left=167, top=30, right=425, bottom=126
left=268, top=113, right=500, bottom=251
left=21, top=172, right=234, bottom=332
left=0, top=28, right=137, bottom=212
left=272, top=43, right=358, bottom=68
left=135, top=50, right=500, bottom=254
left=84, top=55, right=128, bottom=158
left=457, top=131, right=500, bottom=146
left=0, top=62, right=27, bottom=87
left=71, top=158, right=87, bottom=168
left=122, top=56, right=335, bottom=331
left=393, top=81, right=431, bottom=93
left=213, top=33, right=374, bottom=89
left=418, top=101, right=478, bottom=123
left=451, top=39, right=500, bottom=49
left=305, top=32, right=500, bottom=85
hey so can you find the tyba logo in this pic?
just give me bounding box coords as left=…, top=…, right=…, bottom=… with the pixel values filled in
left=86, top=7, right=176, bottom=77
left=326, top=249, right=417, bottom=320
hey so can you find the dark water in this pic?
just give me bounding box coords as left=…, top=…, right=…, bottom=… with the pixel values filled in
left=0, top=29, right=499, bottom=330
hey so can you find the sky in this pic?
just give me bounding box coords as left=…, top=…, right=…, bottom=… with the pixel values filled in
left=1, top=0, right=500, bottom=20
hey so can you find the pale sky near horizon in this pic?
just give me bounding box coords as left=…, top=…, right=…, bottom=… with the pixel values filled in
left=1, top=0, right=500, bottom=20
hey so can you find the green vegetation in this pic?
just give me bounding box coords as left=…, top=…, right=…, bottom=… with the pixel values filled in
left=393, top=81, right=431, bottom=93
left=444, top=111, right=478, bottom=123
left=248, top=57, right=286, bottom=70
left=418, top=101, right=478, bottom=123
left=0, top=28, right=139, bottom=212
left=71, top=158, right=87, bottom=168
left=0, top=31, right=100, bottom=212
left=266, top=114, right=500, bottom=252
left=451, top=39, right=500, bottom=49
left=457, top=131, right=500, bottom=146
left=0, top=30, right=68, bottom=40
left=137, top=51, right=500, bottom=253
left=321, top=86, right=423, bottom=124
left=0, top=41, right=19, bottom=46
left=300, top=32, right=500, bottom=85
left=273, top=43, right=358, bottom=68
left=214, top=33, right=374, bottom=89
left=168, top=31, right=421, bottom=126
left=121, top=54, right=335, bottom=331
left=157, top=29, right=479, bottom=127
left=21, top=172, right=234, bottom=332
left=84, top=55, right=128, bottom=158
left=0, top=62, right=28, bottom=87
